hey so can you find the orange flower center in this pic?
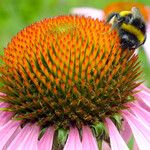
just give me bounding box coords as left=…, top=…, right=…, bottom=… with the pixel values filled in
left=0, top=16, right=141, bottom=129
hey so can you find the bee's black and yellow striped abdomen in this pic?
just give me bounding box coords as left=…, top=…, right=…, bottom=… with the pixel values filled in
left=119, top=17, right=146, bottom=49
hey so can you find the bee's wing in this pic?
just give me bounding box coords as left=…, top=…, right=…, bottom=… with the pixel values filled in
left=131, top=7, right=143, bottom=19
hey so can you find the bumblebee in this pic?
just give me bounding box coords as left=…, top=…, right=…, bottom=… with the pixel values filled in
left=106, top=7, right=146, bottom=50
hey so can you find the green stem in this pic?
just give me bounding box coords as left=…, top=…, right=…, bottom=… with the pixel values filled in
left=97, top=139, right=102, bottom=150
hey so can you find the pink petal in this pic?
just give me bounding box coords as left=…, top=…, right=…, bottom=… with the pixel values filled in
left=0, top=92, right=6, bottom=97
left=136, top=97, right=150, bottom=112
left=0, top=120, right=21, bottom=149
left=0, top=102, right=8, bottom=108
left=133, top=140, right=139, bottom=150
left=38, top=127, right=55, bottom=150
left=71, top=7, right=104, bottom=20
left=120, top=120, right=132, bottom=143
left=129, top=103, right=150, bottom=126
left=105, top=118, right=129, bottom=150
left=3, top=124, right=21, bottom=149
left=82, top=126, right=98, bottom=150
left=134, top=85, right=150, bottom=110
left=7, top=124, right=39, bottom=150
left=143, top=23, right=150, bottom=63
left=63, top=127, right=82, bottom=150
left=135, top=91, right=150, bottom=108
left=122, top=110, right=150, bottom=150
left=0, top=111, right=13, bottom=126
left=133, top=86, right=150, bottom=111
left=102, top=141, right=111, bottom=150
left=137, top=84, right=150, bottom=93
left=0, top=102, right=13, bottom=126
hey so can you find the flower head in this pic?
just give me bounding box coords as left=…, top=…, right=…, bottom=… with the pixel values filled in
left=0, top=15, right=150, bottom=149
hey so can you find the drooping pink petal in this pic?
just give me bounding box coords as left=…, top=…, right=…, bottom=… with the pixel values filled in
left=133, top=140, right=139, bottom=150
left=120, top=120, right=132, bottom=143
left=38, top=127, right=55, bottom=150
left=71, top=7, right=104, bottom=20
left=135, top=84, right=150, bottom=108
left=0, top=92, right=6, bottom=97
left=3, top=124, right=21, bottom=149
left=82, top=126, right=98, bottom=150
left=0, top=102, right=9, bottom=108
left=0, top=102, right=13, bottom=126
left=135, top=97, right=150, bottom=112
left=0, top=111, right=13, bottom=126
left=122, top=110, right=150, bottom=150
left=0, top=120, right=21, bottom=149
left=63, top=127, right=82, bottom=150
left=134, top=91, right=150, bottom=108
left=143, top=23, right=150, bottom=63
left=102, top=141, right=111, bottom=150
left=137, top=84, right=150, bottom=93
left=105, top=118, right=129, bottom=150
left=7, top=124, right=39, bottom=150
left=129, top=103, right=150, bottom=126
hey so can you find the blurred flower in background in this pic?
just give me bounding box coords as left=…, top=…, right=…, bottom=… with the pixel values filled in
left=71, top=7, right=104, bottom=20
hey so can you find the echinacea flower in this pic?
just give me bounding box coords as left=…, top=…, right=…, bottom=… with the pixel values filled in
left=71, top=2, right=150, bottom=64
left=0, top=15, right=150, bottom=150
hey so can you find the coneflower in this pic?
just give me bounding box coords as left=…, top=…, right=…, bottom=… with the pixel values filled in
left=0, top=15, right=150, bottom=150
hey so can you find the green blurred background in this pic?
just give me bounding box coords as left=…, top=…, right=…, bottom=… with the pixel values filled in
left=0, top=0, right=150, bottom=87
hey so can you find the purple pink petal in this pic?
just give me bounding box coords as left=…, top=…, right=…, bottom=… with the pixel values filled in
left=0, top=120, right=21, bottom=149
left=38, top=127, right=55, bottom=150
left=120, top=120, right=132, bottom=143
left=63, top=127, right=82, bottom=150
left=82, top=126, right=98, bottom=150
left=122, top=110, right=150, bottom=150
left=6, top=124, right=39, bottom=150
left=105, top=118, right=129, bottom=150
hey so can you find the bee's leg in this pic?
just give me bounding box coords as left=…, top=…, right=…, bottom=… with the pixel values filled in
left=111, top=19, right=123, bottom=29
left=106, top=13, right=124, bottom=30
left=106, top=12, right=118, bottom=23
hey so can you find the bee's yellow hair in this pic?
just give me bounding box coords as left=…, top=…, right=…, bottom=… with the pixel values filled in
left=121, top=23, right=145, bottom=43
left=119, top=11, right=132, bottom=17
